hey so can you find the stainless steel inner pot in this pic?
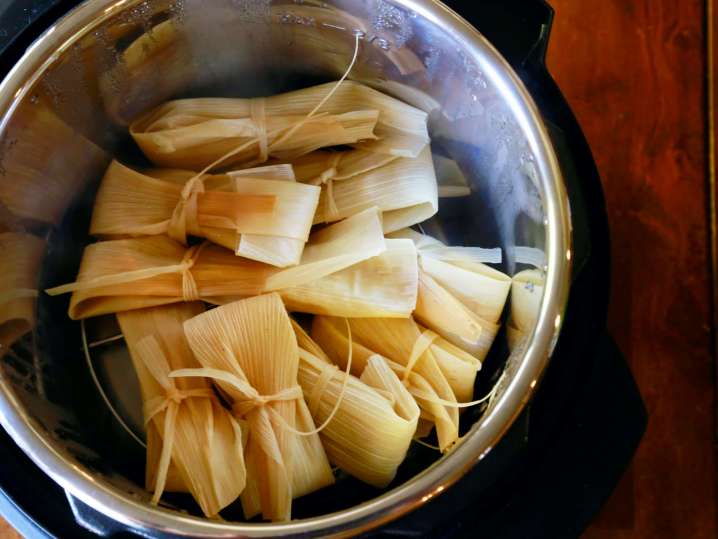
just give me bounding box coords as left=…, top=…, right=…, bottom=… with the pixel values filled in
left=0, top=0, right=571, bottom=536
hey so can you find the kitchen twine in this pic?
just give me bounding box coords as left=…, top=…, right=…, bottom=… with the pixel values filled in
left=45, top=241, right=208, bottom=302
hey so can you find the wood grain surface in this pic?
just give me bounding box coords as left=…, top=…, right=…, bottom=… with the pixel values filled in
left=547, top=1, right=717, bottom=538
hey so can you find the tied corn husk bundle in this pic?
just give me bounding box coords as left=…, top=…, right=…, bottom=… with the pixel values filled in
left=46, top=207, right=388, bottom=319
left=130, top=80, right=429, bottom=170
left=174, top=294, right=333, bottom=521
left=507, top=269, right=545, bottom=350
left=147, top=165, right=310, bottom=267
left=100, top=19, right=196, bottom=126
left=280, top=238, right=418, bottom=319
left=280, top=146, right=437, bottom=233
left=116, top=303, right=246, bottom=517
left=291, top=320, right=419, bottom=487
left=0, top=101, right=108, bottom=225
left=389, top=229, right=510, bottom=360
left=312, top=316, right=480, bottom=451
left=0, top=233, right=45, bottom=350
left=90, top=160, right=320, bottom=266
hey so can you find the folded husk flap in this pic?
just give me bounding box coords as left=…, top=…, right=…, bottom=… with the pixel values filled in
left=130, top=81, right=429, bottom=170
left=0, top=233, right=45, bottom=349
left=390, top=229, right=510, bottom=360
left=116, top=303, right=246, bottom=517
left=280, top=238, right=418, bottom=319
left=177, top=294, right=332, bottom=521
left=291, top=320, right=419, bottom=487
left=279, top=146, right=438, bottom=233
left=47, top=207, right=386, bottom=319
left=507, top=269, right=545, bottom=350
left=311, top=316, right=480, bottom=452
left=90, top=160, right=320, bottom=266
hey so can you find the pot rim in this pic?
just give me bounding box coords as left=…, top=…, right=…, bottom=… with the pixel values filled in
left=0, top=0, right=571, bottom=536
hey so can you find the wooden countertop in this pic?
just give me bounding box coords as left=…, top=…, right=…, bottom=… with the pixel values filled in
left=548, top=0, right=717, bottom=537
left=0, top=1, right=715, bottom=537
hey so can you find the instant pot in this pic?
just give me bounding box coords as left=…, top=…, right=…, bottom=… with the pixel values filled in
left=0, top=0, right=646, bottom=537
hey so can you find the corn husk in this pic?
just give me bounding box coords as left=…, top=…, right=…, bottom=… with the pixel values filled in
left=101, top=18, right=196, bottom=126
left=507, top=269, right=545, bottom=350
left=47, top=207, right=386, bottom=319
left=433, top=154, right=471, bottom=198
left=280, top=238, right=418, bottom=318
left=0, top=233, right=45, bottom=350
left=116, top=303, right=245, bottom=517
left=176, top=294, right=332, bottom=521
left=280, top=146, right=437, bottom=233
left=388, top=227, right=504, bottom=266
left=0, top=101, right=108, bottom=225
left=291, top=320, right=419, bottom=487
left=90, top=161, right=319, bottom=265
left=311, top=316, right=480, bottom=451
left=390, top=229, right=510, bottom=360
left=130, top=80, right=428, bottom=170
left=90, top=161, right=321, bottom=266
left=148, top=164, right=319, bottom=267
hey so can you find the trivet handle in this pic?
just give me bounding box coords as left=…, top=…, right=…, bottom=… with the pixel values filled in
left=66, top=493, right=128, bottom=537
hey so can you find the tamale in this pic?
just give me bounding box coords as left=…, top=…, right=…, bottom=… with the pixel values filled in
left=90, top=160, right=320, bottom=266
left=280, top=238, right=418, bottom=318
left=291, top=320, right=419, bottom=487
left=46, top=208, right=387, bottom=319
left=101, top=18, right=195, bottom=126
left=147, top=164, right=312, bottom=267
left=173, top=294, right=332, bottom=521
left=280, top=146, right=437, bottom=233
left=389, top=229, right=510, bottom=359
left=117, top=303, right=245, bottom=517
left=130, top=80, right=428, bottom=169
left=311, top=316, right=480, bottom=451
left=0, top=233, right=45, bottom=349
left=507, top=269, right=545, bottom=350
left=0, top=100, right=108, bottom=225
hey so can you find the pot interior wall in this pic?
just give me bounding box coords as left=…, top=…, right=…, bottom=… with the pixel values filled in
left=0, top=0, right=547, bottom=523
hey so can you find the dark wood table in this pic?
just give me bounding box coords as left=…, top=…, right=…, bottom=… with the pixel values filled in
left=0, top=1, right=715, bottom=538
left=548, top=1, right=717, bottom=537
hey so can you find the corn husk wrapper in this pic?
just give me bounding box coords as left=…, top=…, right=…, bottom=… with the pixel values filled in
left=101, top=19, right=196, bottom=126
left=280, top=238, right=418, bottom=318
left=0, top=101, right=108, bottom=225
left=176, top=294, right=332, bottom=521
left=388, top=227, right=504, bottom=267
left=0, top=233, right=45, bottom=349
left=281, top=146, right=437, bottom=233
left=433, top=154, right=471, bottom=198
left=311, top=316, right=479, bottom=452
left=116, top=303, right=246, bottom=517
left=90, top=161, right=321, bottom=266
left=508, top=269, right=545, bottom=350
left=390, top=229, right=510, bottom=360
left=291, top=320, right=418, bottom=487
left=147, top=164, right=312, bottom=267
left=47, top=208, right=386, bottom=319
left=130, top=80, right=428, bottom=169
left=130, top=82, right=383, bottom=169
